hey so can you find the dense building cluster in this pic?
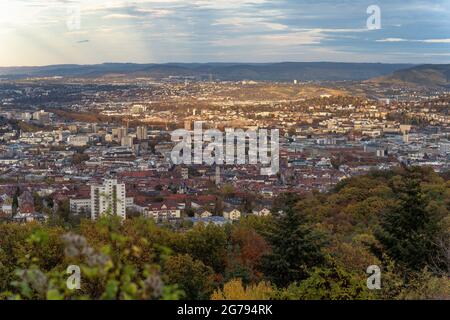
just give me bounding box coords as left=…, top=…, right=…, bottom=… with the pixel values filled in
left=0, top=79, right=448, bottom=223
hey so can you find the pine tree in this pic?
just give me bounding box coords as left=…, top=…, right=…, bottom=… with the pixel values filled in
left=376, top=169, right=443, bottom=272
left=262, top=194, right=325, bottom=287
left=12, top=186, right=20, bottom=217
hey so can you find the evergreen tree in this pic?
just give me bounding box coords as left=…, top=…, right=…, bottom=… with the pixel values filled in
left=11, top=187, right=20, bottom=216
left=56, top=199, right=70, bottom=222
left=375, top=169, right=444, bottom=272
left=262, top=194, right=325, bottom=287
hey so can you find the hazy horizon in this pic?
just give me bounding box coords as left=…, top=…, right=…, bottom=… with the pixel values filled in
left=0, top=61, right=425, bottom=69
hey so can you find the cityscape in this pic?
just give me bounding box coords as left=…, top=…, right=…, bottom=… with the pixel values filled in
left=0, top=0, right=448, bottom=305
left=0, top=75, right=448, bottom=223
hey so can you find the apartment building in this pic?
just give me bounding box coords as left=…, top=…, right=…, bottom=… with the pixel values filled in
left=90, top=179, right=126, bottom=220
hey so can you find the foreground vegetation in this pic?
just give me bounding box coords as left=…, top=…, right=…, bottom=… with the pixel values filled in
left=0, top=167, right=448, bottom=300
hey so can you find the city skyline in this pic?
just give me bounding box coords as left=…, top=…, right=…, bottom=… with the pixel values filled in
left=0, top=0, right=448, bottom=305
left=1, top=0, right=449, bottom=66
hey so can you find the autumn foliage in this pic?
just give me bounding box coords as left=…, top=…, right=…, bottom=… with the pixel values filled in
left=0, top=167, right=448, bottom=300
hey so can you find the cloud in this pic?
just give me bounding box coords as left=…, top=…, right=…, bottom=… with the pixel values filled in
left=377, top=38, right=450, bottom=43
left=420, top=39, right=450, bottom=43
left=190, top=0, right=270, bottom=9
left=212, top=17, right=288, bottom=31
left=1, top=0, right=450, bottom=65
left=376, top=38, right=408, bottom=42
left=102, top=13, right=139, bottom=20
left=134, top=8, right=172, bottom=17
left=210, top=27, right=368, bottom=48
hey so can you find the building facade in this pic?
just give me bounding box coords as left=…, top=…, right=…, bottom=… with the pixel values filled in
left=90, top=179, right=126, bottom=220
left=136, top=126, right=148, bottom=140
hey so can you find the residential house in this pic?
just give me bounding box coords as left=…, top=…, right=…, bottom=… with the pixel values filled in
left=194, top=209, right=212, bottom=218
left=252, top=207, right=271, bottom=217
left=145, top=202, right=181, bottom=220
left=223, top=208, right=241, bottom=221
left=18, top=191, right=35, bottom=215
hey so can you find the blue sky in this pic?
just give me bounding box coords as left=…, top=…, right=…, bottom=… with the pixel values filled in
left=1, top=0, right=449, bottom=66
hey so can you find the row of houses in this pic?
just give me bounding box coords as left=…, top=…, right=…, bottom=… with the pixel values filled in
left=69, top=196, right=271, bottom=223
left=131, top=201, right=271, bottom=222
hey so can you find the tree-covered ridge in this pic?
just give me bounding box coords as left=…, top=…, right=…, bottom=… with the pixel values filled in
left=0, top=167, right=448, bottom=300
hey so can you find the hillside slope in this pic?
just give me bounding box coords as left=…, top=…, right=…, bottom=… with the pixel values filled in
left=0, top=62, right=414, bottom=81
left=369, top=64, right=450, bottom=87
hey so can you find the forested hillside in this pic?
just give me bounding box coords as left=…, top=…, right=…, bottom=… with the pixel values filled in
left=0, top=167, right=448, bottom=300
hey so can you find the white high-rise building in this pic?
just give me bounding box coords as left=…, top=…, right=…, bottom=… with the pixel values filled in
left=121, top=135, right=134, bottom=148
left=112, top=127, right=127, bottom=141
left=400, top=125, right=411, bottom=144
left=90, top=179, right=126, bottom=220
left=136, top=125, right=148, bottom=140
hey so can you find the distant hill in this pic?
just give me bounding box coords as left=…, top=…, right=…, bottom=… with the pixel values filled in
left=369, top=64, right=450, bottom=87
left=0, top=62, right=415, bottom=82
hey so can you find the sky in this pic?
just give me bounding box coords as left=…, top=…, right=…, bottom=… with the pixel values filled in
left=0, top=0, right=449, bottom=66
